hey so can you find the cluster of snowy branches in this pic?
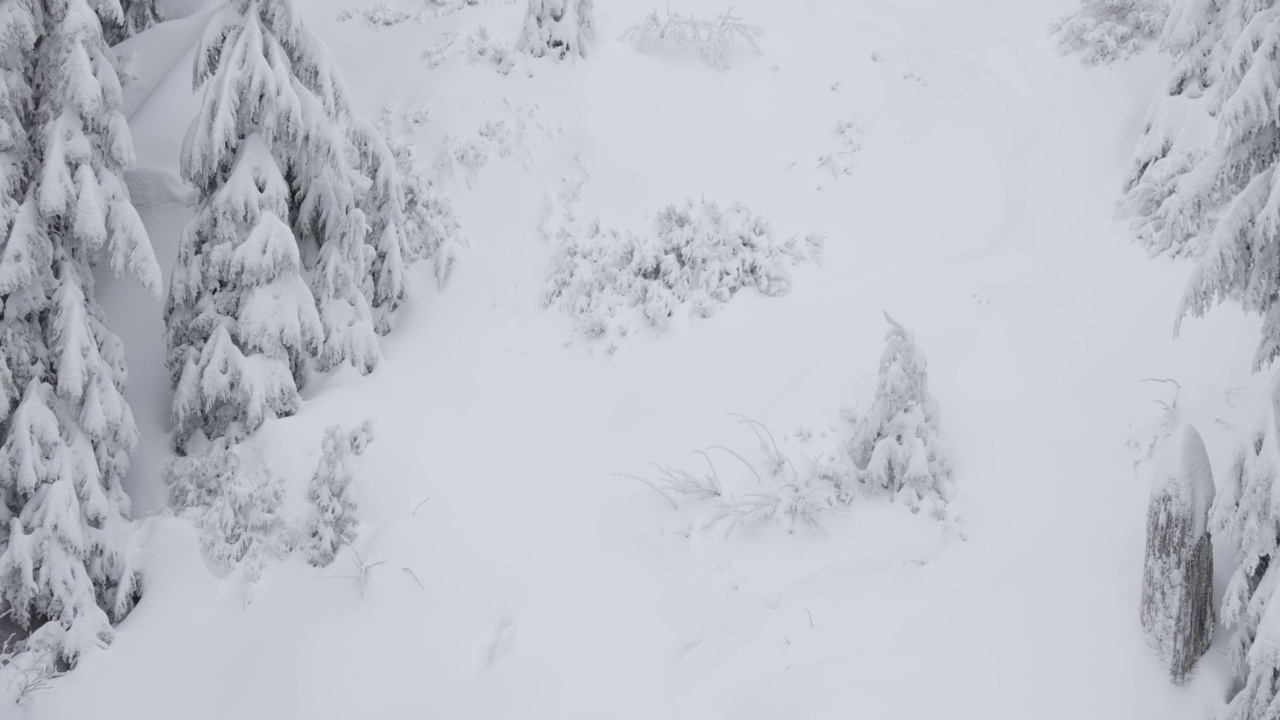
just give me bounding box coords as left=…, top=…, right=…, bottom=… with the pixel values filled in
left=1050, top=0, right=1169, bottom=65
left=165, top=0, right=416, bottom=453
left=0, top=0, right=162, bottom=678
left=163, top=420, right=374, bottom=591
left=336, top=3, right=424, bottom=28
left=1122, top=0, right=1280, bottom=710
left=621, top=8, right=763, bottom=70
left=631, top=316, right=952, bottom=534
left=516, top=0, right=594, bottom=60
left=544, top=193, right=822, bottom=344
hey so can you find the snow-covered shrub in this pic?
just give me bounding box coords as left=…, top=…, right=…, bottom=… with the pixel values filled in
left=621, top=8, right=763, bottom=70
left=422, top=30, right=458, bottom=68
left=516, top=0, right=594, bottom=60
left=544, top=196, right=823, bottom=343
left=1049, top=0, right=1169, bottom=65
left=847, top=314, right=952, bottom=519
left=106, top=0, right=163, bottom=44
left=625, top=416, right=853, bottom=536
left=165, top=446, right=291, bottom=584
left=306, top=421, right=375, bottom=568
left=465, top=27, right=515, bottom=73
left=1140, top=425, right=1215, bottom=685
left=0, top=638, right=61, bottom=704
left=336, top=2, right=424, bottom=27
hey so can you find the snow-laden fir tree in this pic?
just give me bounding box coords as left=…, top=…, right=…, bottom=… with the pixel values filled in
left=516, top=0, right=594, bottom=60
left=1122, top=0, right=1271, bottom=258
left=105, top=0, right=160, bottom=44
left=167, top=0, right=406, bottom=451
left=351, top=118, right=406, bottom=334
left=0, top=0, right=161, bottom=667
left=1175, top=2, right=1280, bottom=369
left=1050, top=0, right=1169, bottom=65
left=1140, top=424, right=1215, bottom=685
left=305, top=420, right=373, bottom=567
left=847, top=313, right=952, bottom=519
left=1210, top=382, right=1280, bottom=719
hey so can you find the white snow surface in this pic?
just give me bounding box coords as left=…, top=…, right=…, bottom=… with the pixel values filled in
left=38, top=0, right=1275, bottom=717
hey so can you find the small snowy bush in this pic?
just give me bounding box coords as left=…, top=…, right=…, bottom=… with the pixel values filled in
left=544, top=196, right=822, bottom=343
left=1049, top=0, right=1169, bottom=65
left=166, top=446, right=292, bottom=584
left=464, top=27, right=515, bottom=74
left=517, top=0, right=595, bottom=60
left=306, top=422, right=375, bottom=568
left=847, top=314, right=952, bottom=519
left=336, top=2, right=424, bottom=27
left=622, top=8, right=763, bottom=70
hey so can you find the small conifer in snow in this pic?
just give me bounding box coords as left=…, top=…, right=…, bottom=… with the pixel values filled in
left=1140, top=424, right=1215, bottom=685
left=848, top=313, right=952, bottom=518
left=306, top=421, right=374, bottom=567
left=516, top=0, right=594, bottom=60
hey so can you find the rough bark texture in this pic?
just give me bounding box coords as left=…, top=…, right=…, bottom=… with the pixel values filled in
left=1141, top=486, right=1215, bottom=684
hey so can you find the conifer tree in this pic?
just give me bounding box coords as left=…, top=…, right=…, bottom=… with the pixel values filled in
left=517, top=0, right=595, bottom=60
left=848, top=313, right=952, bottom=519
left=0, top=0, right=160, bottom=666
left=167, top=0, right=409, bottom=450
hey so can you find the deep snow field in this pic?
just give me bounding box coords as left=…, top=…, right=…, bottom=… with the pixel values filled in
left=18, top=0, right=1271, bottom=717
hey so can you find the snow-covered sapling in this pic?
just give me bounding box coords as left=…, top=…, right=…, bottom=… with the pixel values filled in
left=166, top=444, right=291, bottom=584
left=306, top=421, right=375, bottom=567
left=848, top=313, right=952, bottom=518
left=1140, top=425, right=1215, bottom=685
left=516, top=0, right=594, bottom=60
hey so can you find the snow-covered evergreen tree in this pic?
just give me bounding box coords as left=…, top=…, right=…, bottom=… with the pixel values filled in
left=516, top=0, right=594, bottom=60
left=305, top=420, right=373, bottom=567
left=1123, top=0, right=1274, bottom=260
left=1211, top=381, right=1280, bottom=719
left=351, top=118, right=406, bottom=334
left=847, top=313, right=952, bottom=519
left=167, top=0, right=409, bottom=450
left=1050, top=0, right=1169, bottom=65
left=0, top=0, right=161, bottom=666
left=1140, top=424, right=1215, bottom=685
left=105, top=0, right=160, bottom=44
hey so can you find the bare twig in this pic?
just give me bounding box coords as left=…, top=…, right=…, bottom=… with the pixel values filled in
left=402, top=567, right=426, bottom=590
left=805, top=607, right=815, bottom=628
left=412, top=497, right=432, bottom=515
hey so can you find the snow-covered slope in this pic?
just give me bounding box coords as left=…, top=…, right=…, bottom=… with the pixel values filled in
left=36, top=0, right=1268, bottom=717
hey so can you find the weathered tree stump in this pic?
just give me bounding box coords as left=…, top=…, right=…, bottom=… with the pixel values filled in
left=1140, top=425, right=1215, bottom=685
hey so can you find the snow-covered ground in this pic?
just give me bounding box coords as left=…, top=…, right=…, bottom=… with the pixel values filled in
left=26, top=0, right=1268, bottom=716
